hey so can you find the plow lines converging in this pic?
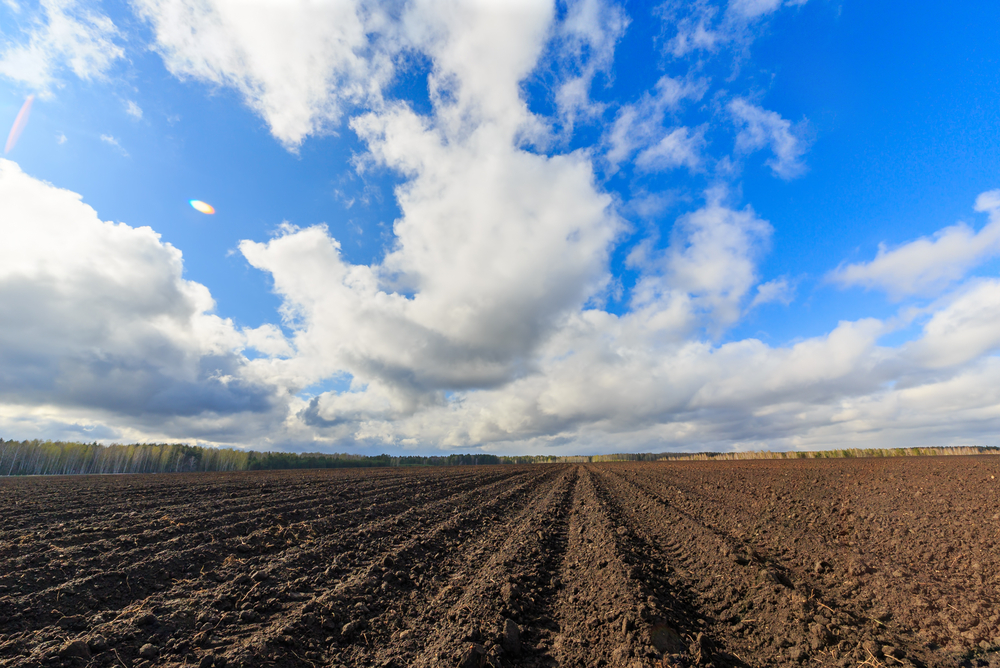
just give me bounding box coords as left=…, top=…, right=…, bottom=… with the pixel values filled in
left=1, top=456, right=999, bottom=667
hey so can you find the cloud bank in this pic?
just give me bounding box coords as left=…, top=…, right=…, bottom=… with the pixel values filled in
left=0, top=159, right=278, bottom=439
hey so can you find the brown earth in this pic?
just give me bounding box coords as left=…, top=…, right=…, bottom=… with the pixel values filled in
left=1, top=456, right=998, bottom=668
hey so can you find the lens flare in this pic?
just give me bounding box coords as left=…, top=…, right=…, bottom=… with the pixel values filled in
left=190, top=200, right=215, bottom=214
left=5, top=95, right=34, bottom=154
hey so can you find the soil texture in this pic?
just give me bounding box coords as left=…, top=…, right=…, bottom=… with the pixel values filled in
left=1, top=456, right=999, bottom=667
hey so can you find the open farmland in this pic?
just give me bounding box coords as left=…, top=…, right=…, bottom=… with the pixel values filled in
left=1, top=457, right=999, bottom=668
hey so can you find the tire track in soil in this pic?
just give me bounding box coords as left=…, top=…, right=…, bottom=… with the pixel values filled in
left=622, top=463, right=982, bottom=668
left=546, top=465, right=704, bottom=668
left=596, top=465, right=935, bottom=668
left=596, top=465, right=837, bottom=666
left=581, top=466, right=748, bottom=668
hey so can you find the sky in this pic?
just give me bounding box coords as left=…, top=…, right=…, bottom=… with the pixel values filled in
left=1, top=0, right=999, bottom=456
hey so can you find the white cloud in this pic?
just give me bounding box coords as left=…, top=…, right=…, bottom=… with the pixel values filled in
left=629, top=190, right=773, bottom=333
left=398, top=0, right=556, bottom=140
left=663, top=2, right=721, bottom=58
left=55, top=132, right=66, bottom=144
left=728, top=0, right=783, bottom=20
left=551, top=0, right=629, bottom=129
left=977, top=189, right=1000, bottom=213
left=100, top=133, right=127, bottom=156
left=0, top=159, right=275, bottom=425
left=241, top=185, right=1000, bottom=453
left=749, top=277, right=794, bottom=308
left=133, top=0, right=393, bottom=149
left=729, top=98, right=808, bottom=179
left=0, top=0, right=124, bottom=93
left=205, top=0, right=621, bottom=435
left=663, top=0, right=809, bottom=58
left=125, top=99, right=143, bottom=119
left=243, top=324, right=294, bottom=359
left=8, top=147, right=1000, bottom=453
left=369, top=282, right=1000, bottom=453
left=829, top=190, right=1000, bottom=298
left=604, top=75, right=708, bottom=171
left=634, top=126, right=705, bottom=172
left=240, top=122, right=619, bottom=407
left=907, top=279, right=1000, bottom=369
left=368, top=315, right=891, bottom=450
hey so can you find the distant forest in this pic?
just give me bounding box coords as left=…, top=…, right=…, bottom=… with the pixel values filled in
left=0, top=438, right=996, bottom=476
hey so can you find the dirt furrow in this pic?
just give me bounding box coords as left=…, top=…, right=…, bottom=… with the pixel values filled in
left=0, top=467, right=547, bottom=667
left=0, top=467, right=497, bottom=558
left=0, top=467, right=528, bottom=623
left=625, top=459, right=1000, bottom=665
left=219, top=466, right=568, bottom=668
left=541, top=465, right=690, bottom=668
left=3, top=457, right=998, bottom=668
left=340, top=465, right=577, bottom=668
left=597, top=464, right=940, bottom=667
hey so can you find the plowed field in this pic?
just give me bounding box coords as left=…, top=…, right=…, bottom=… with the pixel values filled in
left=1, top=456, right=999, bottom=668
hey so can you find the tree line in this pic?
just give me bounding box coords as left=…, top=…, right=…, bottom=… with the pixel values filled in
left=0, top=438, right=995, bottom=476
left=658, top=445, right=1000, bottom=461
left=0, top=439, right=526, bottom=476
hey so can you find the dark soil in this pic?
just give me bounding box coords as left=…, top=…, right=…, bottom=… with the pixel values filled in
left=1, top=456, right=998, bottom=667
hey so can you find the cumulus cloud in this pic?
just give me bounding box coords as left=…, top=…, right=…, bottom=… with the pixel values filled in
left=729, top=98, right=808, bottom=179
left=366, top=315, right=892, bottom=450
left=397, top=0, right=557, bottom=141
left=133, top=0, right=631, bottom=150
left=0, top=159, right=275, bottom=424
left=604, top=75, right=708, bottom=172
left=197, top=0, right=620, bottom=437
left=907, top=279, right=1000, bottom=369
left=829, top=190, right=1000, bottom=298
left=0, top=0, right=124, bottom=93
left=132, top=0, right=394, bottom=148
left=236, top=186, right=1000, bottom=453
left=749, top=277, right=794, bottom=309
left=352, top=278, right=1000, bottom=453
left=629, top=190, right=773, bottom=333
left=240, top=126, right=618, bottom=421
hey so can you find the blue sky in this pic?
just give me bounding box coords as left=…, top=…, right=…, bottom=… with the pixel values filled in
left=1, top=0, right=999, bottom=455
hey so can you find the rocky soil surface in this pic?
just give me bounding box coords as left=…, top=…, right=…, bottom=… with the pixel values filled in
left=1, top=456, right=998, bottom=667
